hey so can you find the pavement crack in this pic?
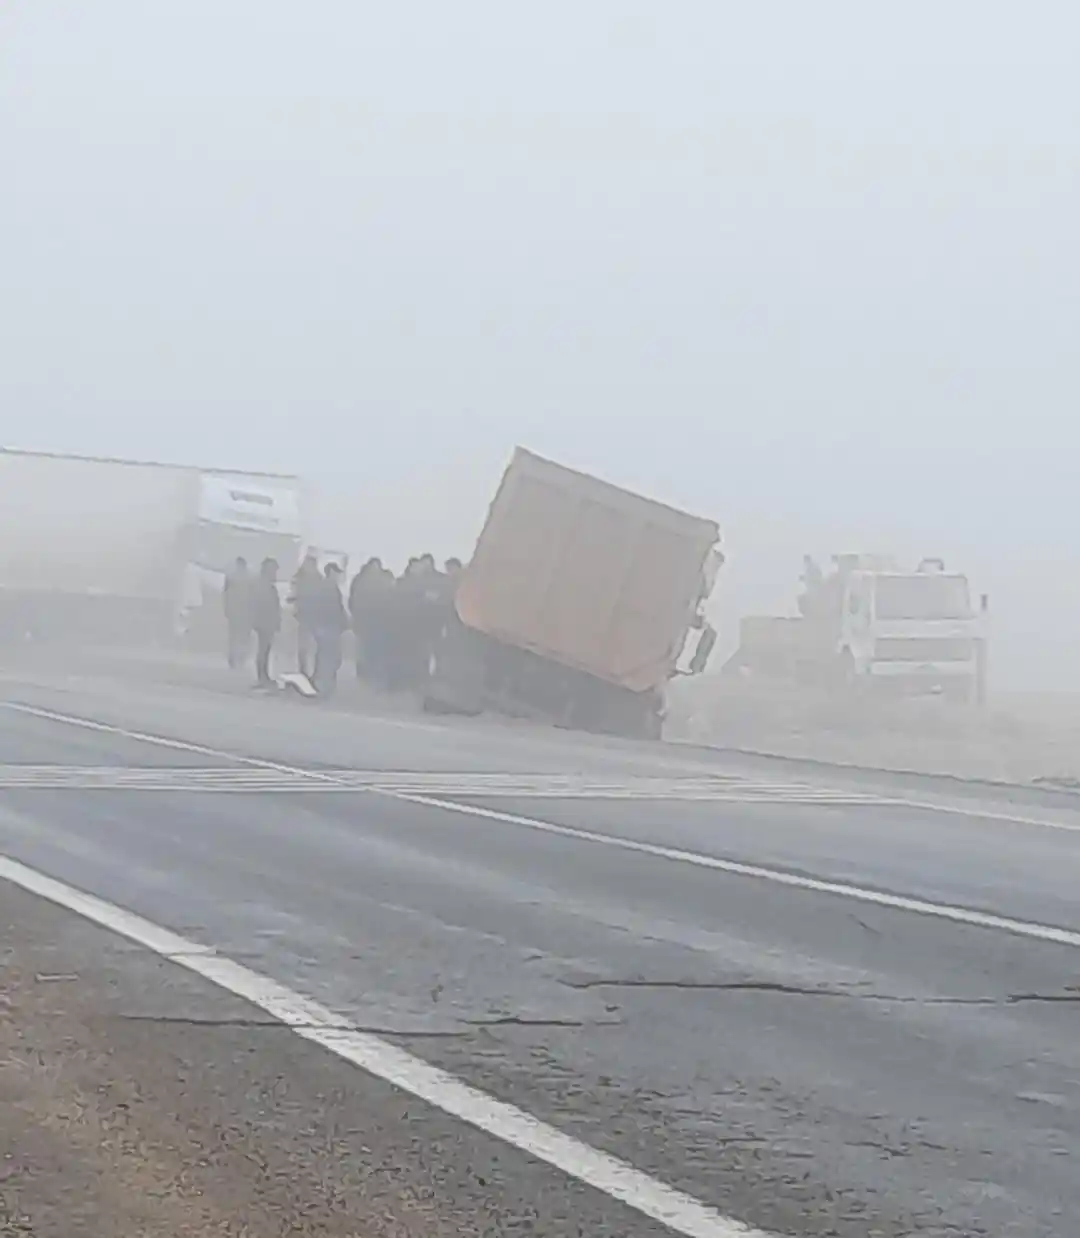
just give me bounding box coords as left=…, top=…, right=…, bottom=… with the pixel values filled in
left=564, top=979, right=855, bottom=997
left=1004, top=992, right=1080, bottom=1005
left=466, top=1015, right=619, bottom=1028
left=563, top=979, right=1080, bottom=1006
left=118, top=1012, right=623, bottom=1034
left=116, top=1015, right=469, bottom=1036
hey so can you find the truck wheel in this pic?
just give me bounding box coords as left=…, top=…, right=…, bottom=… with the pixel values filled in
left=424, top=624, right=484, bottom=716
left=574, top=685, right=663, bottom=741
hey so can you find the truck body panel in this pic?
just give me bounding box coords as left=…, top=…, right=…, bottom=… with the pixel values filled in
left=0, top=451, right=196, bottom=602
left=0, top=449, right=304, bottom=640
left=455, top=448, right=720, bottom=695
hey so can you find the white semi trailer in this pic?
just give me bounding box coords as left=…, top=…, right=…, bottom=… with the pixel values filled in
left=0, top=448, right=305, bottom=644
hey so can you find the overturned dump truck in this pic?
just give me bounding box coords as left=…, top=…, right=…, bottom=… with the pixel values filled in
left=425, top=448, right=722, bottom=739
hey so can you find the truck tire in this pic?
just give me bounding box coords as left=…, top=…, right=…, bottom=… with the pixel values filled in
left=569, top=681, right=663, bottom=741
left=423, top=623, right=484, bottom=716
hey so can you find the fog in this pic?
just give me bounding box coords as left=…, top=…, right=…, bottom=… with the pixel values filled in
left=2, top=2, right=1077, bottom=689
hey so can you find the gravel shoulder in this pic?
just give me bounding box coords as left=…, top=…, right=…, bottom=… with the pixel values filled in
left=0, top=879, right=671, bottom=1238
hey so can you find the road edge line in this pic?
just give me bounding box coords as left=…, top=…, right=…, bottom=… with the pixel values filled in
left=0, top=853, right=766, bottom=1238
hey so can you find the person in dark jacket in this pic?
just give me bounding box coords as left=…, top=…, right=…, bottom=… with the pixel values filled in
left=395, top=554, right=445, bottom=691
left=289, top=553, right=321, bottom=678
left=382, top=560, right=417, bottom=692
left=348, top=557, right=393, bottom=686
left=222, top=556, right=252, bottom=670
left=312, top=562, right=349, bottom=696
left=251, top=557, right=282, bottom=688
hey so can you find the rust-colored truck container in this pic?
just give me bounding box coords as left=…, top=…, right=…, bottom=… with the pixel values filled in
left=426, top=448, right=722, bottom=738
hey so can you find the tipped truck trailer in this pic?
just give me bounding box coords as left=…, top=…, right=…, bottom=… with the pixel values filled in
left=425, top=448, right=722, bottom=739
left=0, top=449, right=305, bottom=644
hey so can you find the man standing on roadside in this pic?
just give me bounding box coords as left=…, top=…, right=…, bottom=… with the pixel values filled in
left=251, top=557, right=281, bottom=689
left=289, top=553, right=321, bottom=679
left=312, top=562, right=349, bottom=697
left=349, top=557, right=393, bottom=685
left=222, top=556, right=252, bottom=670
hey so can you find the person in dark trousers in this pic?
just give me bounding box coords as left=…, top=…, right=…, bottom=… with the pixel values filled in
left=348, top=557, right=392, bottom=685
left=382, top=560, right=417, bottom=692
left=289, top=553, right=321, bottom=679
left=222, top=556, right=253, bottom=669
left=312, top=562, right=349, bottom=696
left=398, top=554, right=445, bottom=691
left=251, top=557, right=282, bottom=689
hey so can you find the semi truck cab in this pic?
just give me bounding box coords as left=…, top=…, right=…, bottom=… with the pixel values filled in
left=179, top=474, right=305, bottom=637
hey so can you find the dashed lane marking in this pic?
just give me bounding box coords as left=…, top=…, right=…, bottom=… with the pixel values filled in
left=0, top=763, right=894, bottom=804
left=7, top=695, right=1080, bottom=835
left=4, top=700, right=1080, bottom=958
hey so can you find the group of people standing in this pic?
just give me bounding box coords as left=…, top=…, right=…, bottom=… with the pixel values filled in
left=222, top=552, right=463, bottom=697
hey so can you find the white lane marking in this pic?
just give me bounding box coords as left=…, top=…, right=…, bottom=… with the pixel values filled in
left=0, top=763, right=890, bottom=803
left=5, top=699, right=1080, bottom=951
left=876, top=795, right=1080, bottom=834
left=6, top=697, right=1080, bottom=833
left=0, top=700, right=281, bottom=765
left=387, top=792, right=1080, bottom=951
left=0, top=854, right=766, bottom=1238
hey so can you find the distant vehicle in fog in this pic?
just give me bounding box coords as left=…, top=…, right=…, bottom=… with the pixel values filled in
left=730, top=552, right=988, bottom=704
left=0, top=448, right=305, bottom=646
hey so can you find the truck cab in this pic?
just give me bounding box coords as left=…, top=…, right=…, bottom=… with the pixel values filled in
left=179, top=474, right=305, bottom=639
left=839, top=561, right=986, bottom=700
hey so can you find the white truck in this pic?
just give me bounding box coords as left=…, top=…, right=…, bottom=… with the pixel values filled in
left=730, top=554, right=988, bottom=704
left=0, top=448, right=305, bottom=645
left=830, top=556, right=988, bottom=702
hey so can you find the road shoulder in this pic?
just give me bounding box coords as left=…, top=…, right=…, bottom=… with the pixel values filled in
left=0, top=879, right=672, bottom=1237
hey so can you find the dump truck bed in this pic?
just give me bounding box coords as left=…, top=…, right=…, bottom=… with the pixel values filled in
left=455, top=448, right=719, bottom=694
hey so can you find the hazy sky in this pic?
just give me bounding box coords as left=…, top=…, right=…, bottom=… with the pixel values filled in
left=3, top=3, right=1077, bottom=687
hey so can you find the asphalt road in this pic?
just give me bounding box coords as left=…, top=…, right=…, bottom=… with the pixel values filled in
left=1, top=668, right=1080, bottom=1236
